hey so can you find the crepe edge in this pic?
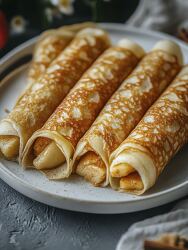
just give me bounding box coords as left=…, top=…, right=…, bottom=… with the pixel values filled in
left=109, top=143, right=157, bottom=195
left=0, top=119, right=25, bottom=163
left=22, top=130, right=74, bottom=179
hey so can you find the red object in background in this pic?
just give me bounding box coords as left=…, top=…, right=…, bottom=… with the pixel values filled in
left=0, top=11, right=8, bottom=49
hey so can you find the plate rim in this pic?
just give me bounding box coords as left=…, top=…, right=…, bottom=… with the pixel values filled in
left=1, top=22, right=188, bottom=68
left=0, top=23, right=188, bottom=213
left=0, top=157, right=188, bottom=205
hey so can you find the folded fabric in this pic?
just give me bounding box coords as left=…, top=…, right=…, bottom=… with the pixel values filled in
left=22, top=38, right=144, bottom=179
left=74, top=40, right=182, bottom=187
left=117, top=199, right=188, bottom=250
left=0, top=27, right=109, bottom=162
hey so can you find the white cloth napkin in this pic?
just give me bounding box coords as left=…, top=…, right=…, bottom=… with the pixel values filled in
left=127, top=0, right=188, bottom=34
left=117, top=199, right=188, bottom=250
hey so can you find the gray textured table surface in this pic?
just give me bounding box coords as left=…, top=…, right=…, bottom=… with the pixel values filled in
left=0, top=178, right=186, bottom=250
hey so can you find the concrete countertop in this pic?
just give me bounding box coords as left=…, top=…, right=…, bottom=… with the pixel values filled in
left=0, top=178, right=182, bottom=250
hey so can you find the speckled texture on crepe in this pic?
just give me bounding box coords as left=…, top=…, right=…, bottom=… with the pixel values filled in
left=122, top=67, right=188, bottom=175
left=74, top=49, right=181, bottom=184
left=111, top=66, right=188, bottom=193
left=4, top=28, right=109, bottom=146
left=27, top=22, right=96, bottom=85
left=27, top=30, right=73, bottom=85
left=40, top=46, right=139, bottom=147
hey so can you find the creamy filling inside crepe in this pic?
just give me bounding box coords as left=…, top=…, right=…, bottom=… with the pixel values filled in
left=75, top=134, right=109, bottom=186
left=33, top=141, right=65, bottom=170
left=0, top=121, right=20, bottom=159
left=110, top=163, right=135, bottom=178
left=0, top=136, right=19, bottom=159
left=110, top=143, right=157, bottom=193
left=33, top=138, right=65, bottom=169
left=120, top=173, right=144, bottom=191
left=22, top=129, right=74, bottom=179
left=76, top=152, right=106, bottom=186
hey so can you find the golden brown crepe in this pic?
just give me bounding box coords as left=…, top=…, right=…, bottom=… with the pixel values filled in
left=110, top=65, right=188, bottom=194
left=28, top=22, right=96, bottom=85
left=22, top=38, right=145, bottom=179
left=74, top=40, right=183, bottom=187
left=27, top=30, right=73, bottom=86
left=0, top=27, right=110, bottom=161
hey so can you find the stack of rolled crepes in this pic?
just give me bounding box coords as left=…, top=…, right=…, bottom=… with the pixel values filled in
left=1, top=22, right=187, bottom=195
left=28, top=22, right=96, bottom=85
left=110, top=65, right=188, bottom=194
left=22, top=39, right=145, bottom=179
left=0, top=27, right=110, bottom=161
left=73, top=40, right=183, bottom=186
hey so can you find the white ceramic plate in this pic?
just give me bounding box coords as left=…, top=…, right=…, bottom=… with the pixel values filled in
left=0, top=23, right=188, bottom=214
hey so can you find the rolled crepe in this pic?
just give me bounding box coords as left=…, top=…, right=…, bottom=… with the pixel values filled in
left=74, top=40, right=183, bottom=187
left=27, top=30, right=73, bottom=85
left=0, top=27, right=110, bottom=161
left=110, top=65, right=188, bottom=194
left=22, top=38, right=144, bottom=179
left=28, top=22, right=96, bottom=85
